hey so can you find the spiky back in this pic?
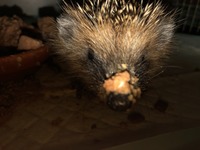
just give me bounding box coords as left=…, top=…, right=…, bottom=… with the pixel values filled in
left=79, top=0, right=167, bottom=27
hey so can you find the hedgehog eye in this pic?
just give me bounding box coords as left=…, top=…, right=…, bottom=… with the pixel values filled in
left=141, top=55, right=145, bottom=62
left=137, top=55, right=145, bottom=63
left=87, top=48, right=95, bottom=61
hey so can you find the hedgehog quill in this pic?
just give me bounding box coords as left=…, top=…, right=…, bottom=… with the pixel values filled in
left=51, top=0, right=175, bottom=111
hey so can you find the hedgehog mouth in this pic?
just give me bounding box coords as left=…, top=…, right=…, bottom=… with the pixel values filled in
left=103, top=71, right=141, bottom=111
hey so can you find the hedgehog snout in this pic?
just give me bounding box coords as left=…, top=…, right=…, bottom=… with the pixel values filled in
left=107, top=93, right=132, bottom=111
left=103, top=71, right=141, bottom=111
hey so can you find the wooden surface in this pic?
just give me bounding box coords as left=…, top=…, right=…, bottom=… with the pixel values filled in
left=0, top=33, right=200, bottom=150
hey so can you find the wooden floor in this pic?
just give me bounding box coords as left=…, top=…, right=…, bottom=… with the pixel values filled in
left=0, top=33, right=200, bottom=150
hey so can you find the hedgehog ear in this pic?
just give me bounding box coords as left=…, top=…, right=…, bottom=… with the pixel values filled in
left=57, top=15, right=77, bottom=41
left=157, top=19, right=175, bottom=47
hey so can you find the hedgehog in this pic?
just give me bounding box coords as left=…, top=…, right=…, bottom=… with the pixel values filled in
left=51, top=0, right=175, bottom=111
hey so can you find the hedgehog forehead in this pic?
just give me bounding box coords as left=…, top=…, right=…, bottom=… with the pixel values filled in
left=87, top=24, right=115, bottom=51
left=86, top=23, right=149, bottom=53
left=83, top=25, right=148, bottom=72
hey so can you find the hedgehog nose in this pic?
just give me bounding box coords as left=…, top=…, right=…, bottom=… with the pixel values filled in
left=106, top=93, right=132, bottom=111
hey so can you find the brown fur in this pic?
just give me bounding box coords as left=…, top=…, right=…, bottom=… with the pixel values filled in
left=51, top=0, right=175, bottom=96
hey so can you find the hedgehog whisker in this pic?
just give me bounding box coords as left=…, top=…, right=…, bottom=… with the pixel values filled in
left=162, top=65, right=183, bottom=69
left=148, top=70, right=165, bottom=80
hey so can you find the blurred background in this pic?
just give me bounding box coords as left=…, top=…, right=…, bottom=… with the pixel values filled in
left=0, top=0, right=200, bottom=150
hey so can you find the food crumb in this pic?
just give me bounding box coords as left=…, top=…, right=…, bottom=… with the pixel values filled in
left=103, top=71, right=141, bottom=102
left=103, top=71, right=131, bottom=95
left=154, top=99, right=168, bottom=112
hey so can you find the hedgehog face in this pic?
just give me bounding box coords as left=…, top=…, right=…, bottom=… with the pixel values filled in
left=53, top=0, right=175, bottom=111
